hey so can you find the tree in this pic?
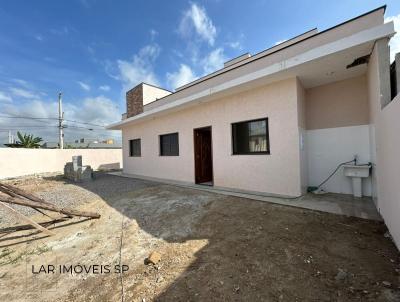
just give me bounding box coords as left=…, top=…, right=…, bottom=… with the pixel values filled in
left=6, top=132, right=43, bottom=148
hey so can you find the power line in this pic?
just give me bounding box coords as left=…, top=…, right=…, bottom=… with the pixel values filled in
left=0, top=114, right=58, bottom=120
left=0, top=125, right=112, bottom=131
left=0, top=116, right=54, bottom=125
left=0, top=114, right=106, bottom=127
left=0, top=126, right=59, bottom=129
left=64, top=119, right=106, bottom=127
left=0, top=100, right=120, bottom=142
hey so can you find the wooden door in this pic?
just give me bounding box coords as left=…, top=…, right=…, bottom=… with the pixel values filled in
left=194, top=127, right=213, bottom=184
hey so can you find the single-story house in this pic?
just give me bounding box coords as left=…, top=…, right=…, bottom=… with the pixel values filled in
left=108, top=6, right=400, bottom=247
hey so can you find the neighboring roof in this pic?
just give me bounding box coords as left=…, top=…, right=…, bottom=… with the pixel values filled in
left=70, top=142, right=121, bottom=149
left=42, top=142, right=59, bottom=148
left=108, top=6, right=392, bottom=130
left=42, top=142, right=121, bottom=149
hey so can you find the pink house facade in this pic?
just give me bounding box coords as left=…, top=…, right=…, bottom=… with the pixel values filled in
left=109, top=6, right=400, bottom=248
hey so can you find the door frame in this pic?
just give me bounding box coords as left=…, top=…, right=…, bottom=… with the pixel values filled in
left=193, top=126, right=214, bottom=185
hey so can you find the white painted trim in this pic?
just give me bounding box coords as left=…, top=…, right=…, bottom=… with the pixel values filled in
left=107, top=22, right=394, bottom=130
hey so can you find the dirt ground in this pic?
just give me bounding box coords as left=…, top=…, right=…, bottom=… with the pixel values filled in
left=0, top=173, right=399, bottom=301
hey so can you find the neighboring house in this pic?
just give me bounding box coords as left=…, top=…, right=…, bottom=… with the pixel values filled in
left=42, top=138, right=121, bottom=149
left=41, top=142, right=59, bottom=149
left=108, top=7, right=400, bottom=247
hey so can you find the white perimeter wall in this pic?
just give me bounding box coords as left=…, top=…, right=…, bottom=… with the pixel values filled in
left=367, top=38, right=400, bottom=249
left=0, top=149, right=122, bottom=179
left=375, top=96, right=400, bottom=248
left=306, top=125, right=372, bottom=196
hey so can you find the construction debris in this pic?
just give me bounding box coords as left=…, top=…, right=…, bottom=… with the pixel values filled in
left=382, top=281, right=392, bottom=287
left=64, top=155, right=93, bottom=182
left=0, top=182, right=100, bottom=236
left=146, top=251, right=161, bottom=265
left=0, top=217, right=69, bottom=233
left=0, top=195, right=100, bottom=218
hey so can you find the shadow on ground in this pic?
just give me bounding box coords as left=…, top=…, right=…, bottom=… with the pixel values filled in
left=15, top=172, right=400, bottom=301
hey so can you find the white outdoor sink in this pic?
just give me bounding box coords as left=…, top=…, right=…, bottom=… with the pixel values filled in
left=343, top=164, right=371, bottom=197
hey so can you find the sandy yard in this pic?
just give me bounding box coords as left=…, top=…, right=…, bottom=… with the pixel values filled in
left=0, top=172, right=399, bottom=301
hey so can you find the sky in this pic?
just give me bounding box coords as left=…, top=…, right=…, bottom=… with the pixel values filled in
left=0, top=0, right=400, bottom=145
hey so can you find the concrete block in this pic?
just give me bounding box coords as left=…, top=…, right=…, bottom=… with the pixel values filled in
left=72, top=156, right=82, bottom=171
left=64, top=156, right=93, bottom=182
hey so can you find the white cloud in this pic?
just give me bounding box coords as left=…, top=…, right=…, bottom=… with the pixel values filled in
left=77, top=81, right=91, bottom=91
left=0, top=92, right=12, bottom=102
left=116, top=44, right=160, bottom=89
left=201, top=48, right=226, bottom=74
left=12, top=79, right=30, bottom=87
left=99, top=85, right=110, bottom=91
left=386, top=14, right=400, bottom=62
left=35, top=35, right=43, bottom=41
left=228, top=41, right=242, bottom=50
left=179, top=3, right=217, bottom=46
left=9, top=87, right=39, bottom=99
left=167, top=64, right=197, bottom=90
left=164, top=48, right=225, bottom=91
left=71, top=96, right=120, bottom=125
left=0, top=99, right=60, bottom=144
left=150, top=29, right=158, bottom=40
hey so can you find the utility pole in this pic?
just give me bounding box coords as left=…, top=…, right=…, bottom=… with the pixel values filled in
left=58, top=92, right=64, bottom=149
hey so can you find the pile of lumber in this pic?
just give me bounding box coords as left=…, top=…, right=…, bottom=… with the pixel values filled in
left=0, top=182, right=100, bottom=236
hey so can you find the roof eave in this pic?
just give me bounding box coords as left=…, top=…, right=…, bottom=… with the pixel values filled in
left=107, top=21, right=394, bottom=130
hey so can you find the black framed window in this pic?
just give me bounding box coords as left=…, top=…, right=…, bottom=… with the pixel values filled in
left=160, top=133, right=179, bottom=156
left=129, top=139, right=141, bottom=157
left=232, top=118, right=269, bottom=155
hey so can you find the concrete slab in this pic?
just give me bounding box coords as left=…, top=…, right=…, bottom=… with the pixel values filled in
left=109, top=172, right=382, bottom=221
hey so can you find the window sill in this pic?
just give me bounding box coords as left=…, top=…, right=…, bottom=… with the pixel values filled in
left=231, top=152, right=270, bottom=155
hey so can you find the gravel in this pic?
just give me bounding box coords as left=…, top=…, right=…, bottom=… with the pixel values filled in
left=0, top=172, right=156, bottom=226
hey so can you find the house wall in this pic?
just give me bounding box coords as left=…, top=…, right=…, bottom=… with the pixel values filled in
left=0, top=149, right=122, bottom=179
left=305, top=75, right=372, bottom=195
left=367, top=39, right=381, bottom=202
left=296, top=78, right=308, bottom=194
left=122, top=78, right=303, bottom=197
left=375, top=95, right=400, bottom=249
left=306, top=76, right=369, bottom=130
left=367, top=38, right=400, bottom=249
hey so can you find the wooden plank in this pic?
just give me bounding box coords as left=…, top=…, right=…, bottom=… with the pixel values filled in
left=0, top=185, right=55, bottom=219
left=0, top=202, right=55, bottom=236
left=0, top=217, right=69, bottom=233
left=0, top=183, right=54, bottom=206
left=0, top=195, right=100, bottom=219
